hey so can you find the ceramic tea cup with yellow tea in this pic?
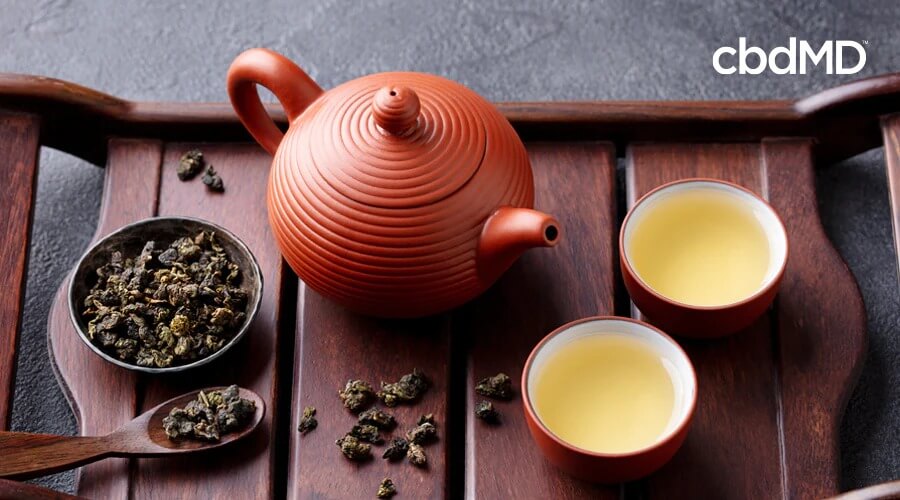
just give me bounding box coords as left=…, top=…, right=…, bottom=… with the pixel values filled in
left=522, top=316, right=697, bottom=483
left=620, top=178, right=788, bottom=337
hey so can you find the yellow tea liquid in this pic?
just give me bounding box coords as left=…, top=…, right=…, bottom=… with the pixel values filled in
left=532, top=335, right=675, bottom=454
left=627, top=188, right=771, bottom=306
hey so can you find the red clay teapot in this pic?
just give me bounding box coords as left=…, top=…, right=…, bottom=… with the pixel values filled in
left=227, top=48, right=560, bottom=317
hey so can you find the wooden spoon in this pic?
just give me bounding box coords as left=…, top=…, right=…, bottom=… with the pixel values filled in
left=0, top=386, right=265, bottom=480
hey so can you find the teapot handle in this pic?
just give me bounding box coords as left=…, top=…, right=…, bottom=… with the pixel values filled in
left=227, top=48, right=324, bottom=155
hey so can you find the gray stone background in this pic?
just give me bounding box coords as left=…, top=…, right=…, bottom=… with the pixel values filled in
left=1, top=0, right=898, bottom=495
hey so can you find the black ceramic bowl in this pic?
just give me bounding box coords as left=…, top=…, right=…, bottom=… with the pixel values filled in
left=68, top=216, right=263, bottom=374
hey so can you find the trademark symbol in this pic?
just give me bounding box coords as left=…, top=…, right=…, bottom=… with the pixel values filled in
left=863, top=40, right=869, bottom=44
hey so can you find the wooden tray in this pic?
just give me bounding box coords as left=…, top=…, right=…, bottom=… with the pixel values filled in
left=1, top=73, right=899, bottom=499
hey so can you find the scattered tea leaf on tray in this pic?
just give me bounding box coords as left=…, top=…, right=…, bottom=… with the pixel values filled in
left=177, top=149, right=204, bottom=181
left=475, top=372, right=513, bottom=400
left=202, top=165, right=225, bottom=192
left=336, top=433, right=372, bottom=461
left=382, top=437, right=409, bottom=461
left=339, top=379, right=375, bottom=413
left=298, top=406, right=317, bottom=435
left=406, top=419, right=437, bottom=445
left=162, top=385, right=256, bottom=442
left=350, top=423, right=383, bottom=444
left=406, top=442, right=427, bottom=467
left=358, top=407, right=396, bottom=429
left=417, top=413, right=434, bottom=426
left=376, top=478, right=397, bottom=499
left=475, top=400, right=499, bottom=423
left=377, top=369, right=429, bottom=407
left=81, top=230, right=249, bottom=368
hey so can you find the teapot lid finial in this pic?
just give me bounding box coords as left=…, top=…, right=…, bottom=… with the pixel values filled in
left=372, top=86, right=420, bottom=136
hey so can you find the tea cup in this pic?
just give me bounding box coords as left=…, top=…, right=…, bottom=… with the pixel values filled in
left=619, top=178, right=788, bottom=337
left=521, top=316, right=697, bottom=483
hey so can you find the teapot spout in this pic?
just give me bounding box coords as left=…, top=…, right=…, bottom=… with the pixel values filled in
left=477, top=207, right=561, bottom=281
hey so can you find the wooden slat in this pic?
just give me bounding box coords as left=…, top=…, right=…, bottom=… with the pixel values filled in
left=131, top=144, right=285, bottom=499
left=47, top=139, right=160, bottom=498
left=0, top=478, right=86, bottom=499
left=883, top=114, right=900, bottom=290
left=459, top=143, right=619, bottom=498
left=5, top=72, right=900, bottom=166
left=626, top=143, right=784, bottom=499
left=0, top=112, right=39, bottom=430
left=764, top=139, right=866, bottom=499
left=288, top=280, right=453, bottom=498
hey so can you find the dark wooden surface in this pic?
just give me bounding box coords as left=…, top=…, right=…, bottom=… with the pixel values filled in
left=883, top=114, right=900, bottom=289
left=0, top=478, right=84, bottom=500
left=288, top=295, right=451, bottom=499
left=41, top=138, right=868, bottom=499
left=765, top=140, right=867, bottom=499
left=627, top=143, right=785, bottom=498
left=45, top=142, right=288, bottom=499
left=0, top=112, right=39, bottom=431
left=459, top=143, right=619, bottom=499
left=47, top=139, right=159, bottom=498
left=2, top=73, right=900, bottom=166
left=626, top=141, right=867, bottom=499
left=0, top=73, right=894, bottom=498
left=131, top=143, right=288, bottom=500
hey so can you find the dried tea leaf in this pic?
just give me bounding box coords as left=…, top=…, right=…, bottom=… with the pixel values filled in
left=336, top=434, right=372, bottom=461
left=177, top=149, right=204, bottom=181
left=405, top=421, right=437, bottom=445
left=406, top=442, right=427, bottom=467
left=377, top=369, right=429, bottom=407
left=417, top=413, right=434, bottom=426
left=339, top=379, right=375, bottom=413
left=350, top=423, right=383, bottom=444
left=298, top=406, right=317, bottom=435
left=215, top=392, right=256, bottom=433
left=475, top=400, right=499, bottom=423
left=358, top=407, right=396, bottom=429
left=202, top=165, right=225, bottom=192
left=382, top=438, right=409, bottom=461
left=475, top=373, right=513, bottom=400
left=162, top=385, right=255, bottom=442
left=161, top=408, right=194, bottom=438
left=81, top=230, right=247, bottom=368
left=376, top=478, right=396, bottom=499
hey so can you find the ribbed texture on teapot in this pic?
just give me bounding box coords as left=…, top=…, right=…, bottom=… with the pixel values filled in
left=266, top=74, right=535, bottom=317
left=298, top=73, right=487, bottom=209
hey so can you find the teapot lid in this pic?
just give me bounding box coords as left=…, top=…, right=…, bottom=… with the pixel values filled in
left=297, top=72, right=488, bottom=208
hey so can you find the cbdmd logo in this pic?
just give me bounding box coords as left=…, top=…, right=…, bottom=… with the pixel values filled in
left=713, top=37, right=867, bottom=75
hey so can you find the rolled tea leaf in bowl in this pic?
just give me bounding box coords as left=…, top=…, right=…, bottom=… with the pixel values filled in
left=80, top=230, right=249, bottom=369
